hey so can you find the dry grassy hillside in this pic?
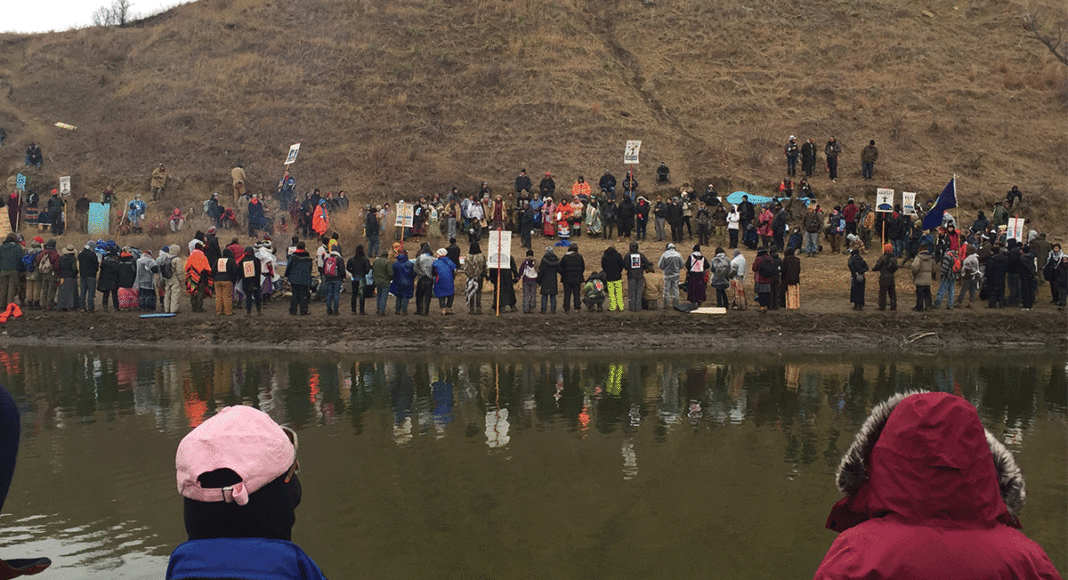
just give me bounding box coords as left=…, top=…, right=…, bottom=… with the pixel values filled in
left=0, top=0, right=1064, bottom=234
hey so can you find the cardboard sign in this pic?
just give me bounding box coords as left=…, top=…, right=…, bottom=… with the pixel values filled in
left=1007, top=217, right=1025, bottom=242
left=487, top=230, right=512, bottom=269
left=875, top=188, right=894, bottom=213
left=624, top=140, right=642, bottom=164
left=59, top=176, right=71, bottom=196
left=901, top=192, right=917, bottom=216
left=394, top=202, right=414, bottom=228
left=284, top=143, right=301, bottom=165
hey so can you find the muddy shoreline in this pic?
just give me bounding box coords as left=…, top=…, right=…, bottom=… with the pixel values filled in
left=0, top=309, right=1062, bottom=355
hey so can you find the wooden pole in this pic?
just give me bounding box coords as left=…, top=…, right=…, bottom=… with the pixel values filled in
left=495, top=228, right=502, bottom=317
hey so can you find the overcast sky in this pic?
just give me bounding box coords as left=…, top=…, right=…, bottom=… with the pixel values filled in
left=5, top=0, right=186, bottom=33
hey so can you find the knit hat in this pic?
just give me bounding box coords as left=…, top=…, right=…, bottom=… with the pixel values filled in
left=436, top=248, right=447, bottom=257
left=176, top=406, right=297, bottom=507
left=883, top=243, right=894, bottom=253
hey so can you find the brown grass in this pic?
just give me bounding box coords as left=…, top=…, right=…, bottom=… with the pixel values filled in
left=0, top=0, right=1064, bottom=242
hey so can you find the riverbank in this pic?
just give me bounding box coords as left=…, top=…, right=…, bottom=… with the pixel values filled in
left=0, top=304, right=1062, bottom=354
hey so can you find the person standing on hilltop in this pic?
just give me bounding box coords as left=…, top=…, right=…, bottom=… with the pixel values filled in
left=151, top=163, right=168, bottom=201
left=622, top=170, right=638, bottom=201
left=231, top=165, right=247, bottom=205
left=599, top=170, right=617, bottom=200
left=861, top=140, right=879, bottom=180
left=825, top=136, right=841, bottom=182
left=801, top=138, right=817, bottom=177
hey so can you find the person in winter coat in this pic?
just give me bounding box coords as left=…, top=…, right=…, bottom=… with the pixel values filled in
left=56, top=245, right=78, bottom=311
left=824, top=136, right=842, bottom=180
left=709, top=247, right=731, bottom=308
left=729, top=249, right=747, bottom=310
left=984, top=244, right=1009, bottom=308
left=634, top=197, right=650, bottom=241
left=559, top=244, right=585, bottom=313
left=185, top=241, right=212, bottom=313
left=319, top=247, right=344, bottom=316
left=486, top=255, right=518, bottom=313
left=20, top=239, right=42, bottom=310
left=847, top=247, right=868, bottom=310
left=35, top=240, right=60, bottom=310
left=756, top=205, right=774, bottom=249
left=519, top=249, right=539, bottom=313
left=601, top=246, right=626, bottom=312
left=815, top=391, right=1062, bottom=580
left=860, top=139, right=878, bottom=179
left=158, top=246, right=184, bottom=314
left=346, top=245, right=372, bottom=315
left=462, top=242, right=486, bottom=314
left=933, top=248, right=959, bottom=309
left=624, top=242, right=651, bottom=312
left=97, top=250, right=121, bottom=312
left=657, top=243, right=685, bottom=310
left=615, top=197, right=635, bottom=240
left=872, top=243, right=898, bottom=311
left=212, top=248, right=238, bottom=315
left=247, top=196, right=266, bottom=238
left=431, top=248, right=457, bottom=315
left=238, top=246, right=262, bottom=315
left=909, top=245, right=936, bottom=311
left=389, top=251, right=415, bottom=315
left=751, top=248, right=773, bottom=311
left=780, top=247, right=801, bottom=309
left=285, top=242, right=313, bottom=315
left=77, top=242, right=99, bottom=312
left=371, top=250, right=394, bottom=315
left=537, top=246, right=561, bottom=314
left=412, top=242, right=435, bottom=316
left=685, top=246, right=711, bottom=306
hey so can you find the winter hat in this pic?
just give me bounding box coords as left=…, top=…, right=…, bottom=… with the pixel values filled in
left=207, top=226, right=217, bottom=234
left=176, top=406, right=297, bottom=507
left=161, top=246, right=170, bottom=253
left=667, top=243, right=675, bottom=250
left=62, top=244, right=75, bottom=254
left=883, top=243, right=894, bottom=254
left=436, top=248, right=447, bottom=257
left=33, top=237, right=44, bottom=245
left=545, top=246, right=555, bottom=255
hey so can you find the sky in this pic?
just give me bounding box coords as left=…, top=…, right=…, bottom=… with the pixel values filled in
left=5, top=0, right=186, bottom=33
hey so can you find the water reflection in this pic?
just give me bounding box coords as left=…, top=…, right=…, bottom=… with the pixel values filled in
left=0, top=348, right=1064, bottom=579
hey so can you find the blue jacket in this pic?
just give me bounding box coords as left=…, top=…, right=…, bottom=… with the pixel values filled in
left=389, top=254, right=415, bottom=298
left=167, top=538, right=328, bottom=580
left=432, top=256, right=456, bottom=297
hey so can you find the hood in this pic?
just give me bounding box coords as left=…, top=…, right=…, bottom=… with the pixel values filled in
left=827, top=391, right=1024, bottom=533
left=629, top=242, right=639, bottom=252
left=541, top=253, right=560, bottom=266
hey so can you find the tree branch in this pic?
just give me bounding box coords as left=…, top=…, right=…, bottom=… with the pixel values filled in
left=1023, top=12, right=1068, bottom=66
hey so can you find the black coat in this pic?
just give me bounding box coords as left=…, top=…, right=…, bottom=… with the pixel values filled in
left=117, top=257, right=136, bottom=289
left=78, top=249, right=99, bottom=278
left=601, top=248, right=625, bottom=282
left=538, top=254, right=561, bottom=295
left=559, top=251, right=586, bottom=285
left=97, top=255, right=120, bottom=291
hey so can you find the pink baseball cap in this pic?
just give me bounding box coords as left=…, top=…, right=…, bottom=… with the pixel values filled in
left=176, top=406, right=297, bottom=506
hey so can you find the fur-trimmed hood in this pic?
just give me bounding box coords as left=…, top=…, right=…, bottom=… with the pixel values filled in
left=826, top=391, right=1026, bottom=533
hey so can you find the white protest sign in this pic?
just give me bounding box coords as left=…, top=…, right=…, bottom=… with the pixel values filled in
left=394, top=202, right=414, bottom=228
left=624, top=140, right=642, bottom=164
left=1007, top=217, right=1025, bottom=242
left=284, top=143, right=301, bottom=165
left=487, top=230, right=512, bottom=269
left=59, top=176, right=71, bottom=196
left=901, top=192, right=917, bottom=216
left=875, top=188, right=894, bottom=213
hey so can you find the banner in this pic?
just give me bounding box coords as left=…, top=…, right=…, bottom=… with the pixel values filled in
left=59, top=176, right=71, bottom=196
left=1007, top=217, right=1025, bottom=242
left=875, top=188, right=894, bottom=213
left=54, top=122, right=77, bottom=130
left=902, top=192, right=917, bottom=216
left=921, top=177, right=957, bottom=231
left=15, top=174, right=26, bottom=191
left=623, top=140, right=641, bottom=164
left=88, top=203, right=110, bottom=236
left=284, top=143, right=301, bottom=165
left=0, top=211, right=10, bottom=234
left=394, top=202, right=414, bottom=228
left=487, top=230, right=512, bottom=269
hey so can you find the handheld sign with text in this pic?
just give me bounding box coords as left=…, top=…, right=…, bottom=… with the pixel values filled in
left=487, top=231, right=512, bottom=269
left=16, top=174, right=26, bottom=191
left=902, top=192, right=917, bottom=216
left=876, top=188, right=894, bottom=213
left=59, top=176, right=71, bottom=196
left=1007, top=217, right=1025, bottom=243
left=624, top=140, right=642, bottom=164
left=394, top=202, right=414, bottom=228
left=284, top=143, right=301, bottom=165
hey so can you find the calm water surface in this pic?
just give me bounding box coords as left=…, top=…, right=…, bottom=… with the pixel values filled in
left=0, top=348, right=1064, bottom=579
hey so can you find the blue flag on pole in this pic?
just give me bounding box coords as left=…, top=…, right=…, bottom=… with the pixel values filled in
left=921, top=177, right=956, bottom=231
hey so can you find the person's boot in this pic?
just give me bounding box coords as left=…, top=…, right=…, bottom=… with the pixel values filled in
left=469, top=305, right=475, bottom=315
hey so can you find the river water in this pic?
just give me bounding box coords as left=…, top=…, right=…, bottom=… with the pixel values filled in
left=0, top=348, right=1064, bottom=579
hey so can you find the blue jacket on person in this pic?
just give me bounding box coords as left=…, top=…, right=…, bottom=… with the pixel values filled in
left=166, top=538, right=328, bottom=580
left=432, top=256, right=456, bottom=298
left=389, top=254, right=415, bottom=298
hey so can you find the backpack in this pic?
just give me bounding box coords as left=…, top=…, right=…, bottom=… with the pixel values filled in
left=21, top=252, right=37, bottom=273
left=159, top=257, right=174, bottom=279
left=758, top=257, right=777, bottom=279
left=521, top=261, right=538, bottom=281
left=37, top=253, right=53, bottom=275
left=323, top=255, right=339, bottom=278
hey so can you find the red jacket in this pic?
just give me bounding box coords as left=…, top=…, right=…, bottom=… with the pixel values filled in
left=815, top=392, right=1061, bottom=579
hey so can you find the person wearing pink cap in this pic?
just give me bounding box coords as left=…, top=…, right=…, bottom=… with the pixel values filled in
left=166, top=405, right=328, bottom=580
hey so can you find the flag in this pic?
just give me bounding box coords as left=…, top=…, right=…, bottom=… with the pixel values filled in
left=921, top=177, right=956, bottom=231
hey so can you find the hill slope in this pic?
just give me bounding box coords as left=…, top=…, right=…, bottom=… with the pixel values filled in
left=0, top=0, right=1065, bottom=232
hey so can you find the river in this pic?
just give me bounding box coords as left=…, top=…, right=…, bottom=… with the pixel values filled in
left=0, top=348, right=1064, bottom=578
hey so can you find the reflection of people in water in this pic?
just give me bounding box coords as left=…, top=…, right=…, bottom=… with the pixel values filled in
left=815, top=391, right=1061, bottom=579
left=390, top=362, right=414, bottom=445
left=431, top=363, right=454, bottom=436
